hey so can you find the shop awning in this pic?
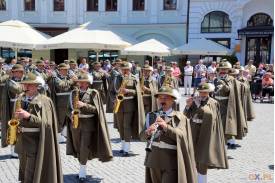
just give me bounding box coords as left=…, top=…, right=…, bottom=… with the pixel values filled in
left=238, top=26, right=274, bottom=36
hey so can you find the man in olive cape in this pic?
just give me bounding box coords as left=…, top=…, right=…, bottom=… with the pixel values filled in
left=14, top=72, right=63, bottom=183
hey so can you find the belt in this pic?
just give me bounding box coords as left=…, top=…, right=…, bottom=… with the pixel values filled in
left=79, top=114, right=95, bottom=118
left=152, top=141, right=177, bottom=150
left=93, top=80, right=103, bottom=83
left=192, top=119, right=203, bottom=124
left=0, top=83, right=5, bottom=86
left=124, top=96, right=134, bottom=100
left=215, top=96, right=229, bottom=100
left=10, top=98, right=17, bottom=102
left=56, top=92, right=70, bottom=96
left=143, top=94, right=151, bottom=97
left=20, top=127, right=40, bottom=133
left=184, top=75, right=192, bottom=76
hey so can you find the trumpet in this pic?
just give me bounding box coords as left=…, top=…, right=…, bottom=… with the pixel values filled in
left=70, top=87, right=80, bottom=128
left=145, top=110, right=165, bottom=152
left=7, top=96, right=21, bottom=145
left=113, top=77, right=129, bottom=114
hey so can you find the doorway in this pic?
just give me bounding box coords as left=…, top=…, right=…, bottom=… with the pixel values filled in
left=246, top=36, right=272, bottom=65
left=54, top=49, right=68, bottom=64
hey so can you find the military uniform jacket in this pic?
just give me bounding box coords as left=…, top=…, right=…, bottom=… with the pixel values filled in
left=66, top=89, right=113, bottom=162
left=142, top=77, right=158, bottom=114
left=184, top=97, right=228, bottom=169
left=106, top=68, right=121, bottom=113
left=140, top=111, right=197, bottom=183
left=15, top=94, right=63, bottom=183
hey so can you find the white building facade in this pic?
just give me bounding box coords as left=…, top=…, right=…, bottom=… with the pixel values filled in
left=189, top=0, right=274, bottom=65
left=0, top=0, right=273, bottom=65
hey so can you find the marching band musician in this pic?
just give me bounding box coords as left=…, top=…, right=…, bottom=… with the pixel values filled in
left=2, top=64, right=25, bottom=157
left=33, top=60, right=51, bottom=96
left=52, top=63, right=77, bottom=143
left=65, top=72, right=113, bottom=182
left=0, top=58, right=9, bottom=139
left=184, top=83, right=228, bottom=183
left=106, top=59, right=122, bottom=113
left=115, top=61, right=145, bottom=156
left=159, top=66, right=179, bottom=89
left=213, top=60, right=246, bottom=150
left=14, top=72, right=63, bottom=183
left=91, top=61, right=109, bottom=104
left=141, top=64, right=158, bottom=115
left=68, top=59, right=79, bottom=77
left=140, top=86, right=197, bottom=183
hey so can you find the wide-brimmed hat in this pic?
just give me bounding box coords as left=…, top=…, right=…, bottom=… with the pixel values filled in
left=197, top=83, right=215, bottom=92
left=35, top=60, right=44, bottom=66
left=49, top=61, right=56, bottom=66
left=58, top=63, right=69, bottom=70
left=217, top=60, right=232, bottom=69
left=69, top=59, right=77, bottom=65
left=75, top=73, right=93, bottom=84
left=114, top=59, right=123, bottom=64
left=120, top=61, right=131, bottom=69
left=164, top=66, right=173, bottom=71
left=154, top=86, right=178, bottom=99
left=142, top=64, right=153, bottom=71
left=20, top=72, right=42, bottom=85
left=0, top=57, right=5, bottom=63
left=12, top=64, right=24, bottom=72
left=92, top=61, right=101, bottom=66
left=229, top=68, right=240, bottom=76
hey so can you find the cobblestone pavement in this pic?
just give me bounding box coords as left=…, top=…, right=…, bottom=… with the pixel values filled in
left=0, top=88, right=273, bottom=183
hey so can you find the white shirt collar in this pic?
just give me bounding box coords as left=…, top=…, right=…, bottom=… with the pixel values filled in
left=163, top=108, right=173, bottom=116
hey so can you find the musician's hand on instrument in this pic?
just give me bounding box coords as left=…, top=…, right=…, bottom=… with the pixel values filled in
left=15, top=109, right=31, bottom=120
left=120, top=88, right=128, bottom=94
left=156, top=117, right=168, bottom=131
left=77, top=101, right=86, bottom=108
left=186, top=97, right=193, bottom=107
left=146, top=123, right=157, bottom=135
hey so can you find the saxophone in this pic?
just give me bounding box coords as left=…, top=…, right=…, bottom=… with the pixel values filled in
left=113, top=77, right=129, bottom=114
left=7, top=96, right=21, bottom=145
left=70, top=87, right=80, bottom=129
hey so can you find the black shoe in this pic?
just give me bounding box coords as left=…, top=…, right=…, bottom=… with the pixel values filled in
left=234, top=144, right=241, bottom=148
left=10, top=155, right=18, bottom=159
left=119, top=150, right=124, bottom=153
left=122, top=152, right=129, bottom=157
left=228, top=144, right=237, bottom=150
left=79, top=177, right=86, bottom=183
left=227, top=156, right=234, bottom=160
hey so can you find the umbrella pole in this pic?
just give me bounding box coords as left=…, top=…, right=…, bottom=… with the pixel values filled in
left=151, top=55, right=154, bottom=66
left=15, top=48, right=18, bottom=61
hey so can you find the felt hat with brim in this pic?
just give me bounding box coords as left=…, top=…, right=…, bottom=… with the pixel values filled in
left=58, top=63, right=69, bottom=70
left=164, top=66, right=173, bottom=71
left=49, top=61, right=56, bottom=65
left=229, top=68, right=239, bottom=75
left=217, top=60, right=232, bottom=69
left=0, top=57, right=5, bottom=63
left=20, top=72, right=41, bottom=85
left=69, top=59, right=77, bottom=65
left=114, top=59, right=123, bottom=64
left=12, top=64, right=24, bottom=71
left=264, top=72, right=272, bottom=76
left=92, top=61, right=101, bottom=66
left=142, top=64, right=153, bottom=71
left=75, top=73, right=93, bottom=84
left=197, top=83, right=215, bottom=93
left=154, top=86, right=177, bottom=99
left=35, top=60, right=44, bottom=66
left=120, top=61, right=131, bottom=69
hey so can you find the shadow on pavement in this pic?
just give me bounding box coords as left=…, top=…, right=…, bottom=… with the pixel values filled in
left=64, top=174, right=103, bottom=183
left=110, top=138, right=121, bottom=143
left=0, top=155, right=14, bottom=161
left=112, top=150, right=139, bottom=157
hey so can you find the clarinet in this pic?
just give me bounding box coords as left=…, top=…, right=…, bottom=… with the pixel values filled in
left=145, top=110, right=165, bottom=152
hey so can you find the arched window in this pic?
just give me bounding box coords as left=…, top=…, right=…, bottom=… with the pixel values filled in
left=247, top=13, right=273, bottom=27
left=201, top=11, right=232, bottom=33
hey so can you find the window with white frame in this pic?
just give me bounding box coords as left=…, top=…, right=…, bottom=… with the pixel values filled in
left=106, top=0, right=117, bottom=11
left=0, top=0, right=6, bottom=10
left=133, top=0, right=144, bottom=11
left=24, top=0, right=35, bottom=11
left=53, top=0, right=64, bottom=11
left=163, top=0, right=176, bottom=10
left=201, top=11, right=232, bottom=33
left=87, top=0, right=98, bottom=11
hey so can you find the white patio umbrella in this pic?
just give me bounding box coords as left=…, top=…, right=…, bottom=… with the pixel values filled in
left=172, top=38, right=231, bottom=56
left=38, top=22, right=134, bottom=61
left=121, top=39, right=171, bottom=65
left=0, top=20, right=50, bottom=50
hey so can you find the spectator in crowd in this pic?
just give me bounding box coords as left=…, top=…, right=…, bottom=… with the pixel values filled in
left=151, top=68, right=160, bottom=83
left=183, top=61, right=193, bottom=95
left=193, top=59, right=207, bottom=95
left=245, top=59, right=257, bottom=79
left=7, top=58, right=17, bottom=71
left=103, top=60, right=111, bottom=72
left=171, top=62, right=182, bottom=85
left=261, top=72, right=274, bottom=102
left=233, top=61, right=241, bottom=69
left=79, top=57, right=89, bottom=71
left=207, top=61, right=217, bottom=74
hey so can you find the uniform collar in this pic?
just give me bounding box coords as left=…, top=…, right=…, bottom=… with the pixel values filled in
left=163, top=108, right=173, bottom=116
